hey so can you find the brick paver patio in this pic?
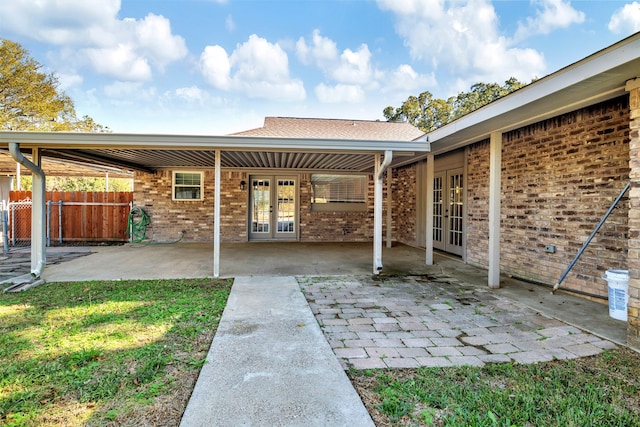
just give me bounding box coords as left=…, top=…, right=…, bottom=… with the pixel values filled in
left=298, top=274, right=617, bottom=369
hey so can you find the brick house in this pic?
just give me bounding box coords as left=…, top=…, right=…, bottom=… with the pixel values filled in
left=1, top=32, right=640, bottom=349
left=134, top=117, right=424, bottom=245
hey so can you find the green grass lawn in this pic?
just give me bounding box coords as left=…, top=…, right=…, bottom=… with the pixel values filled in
left=350, top=348, right=640, bottom=426
left=0, top=278, right=231, bottom=426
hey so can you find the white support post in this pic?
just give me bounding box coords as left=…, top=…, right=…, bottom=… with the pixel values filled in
left=32, top=148, right=46, bottom=276
left=488, top=132, right=502, bottom=288
left=386, top=167, right=392, bottom=248
left=374, top=151, right=392, bottom=274
left=425, top=154, right=434, bottom=265
left=213, top=149, right=221, bottom=278
left=374, top=154, right=382, bottom=274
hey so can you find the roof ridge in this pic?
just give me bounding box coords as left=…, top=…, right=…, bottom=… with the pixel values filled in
left=266, top=116, right=392, bottom=124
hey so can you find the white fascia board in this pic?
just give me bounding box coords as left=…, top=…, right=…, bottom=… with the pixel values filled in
left=428, top=32, right=640, bottom=145
left=0, top=132, right=429, bottom=154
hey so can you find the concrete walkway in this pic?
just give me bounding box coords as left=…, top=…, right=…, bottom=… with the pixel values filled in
left=180, top=276, right=374, bottom=427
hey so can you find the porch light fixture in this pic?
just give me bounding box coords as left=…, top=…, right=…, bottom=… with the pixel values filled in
left=240, top=180, right=246, bottom=190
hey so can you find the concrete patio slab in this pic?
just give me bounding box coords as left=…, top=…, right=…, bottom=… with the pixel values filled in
left=30, top=242, right=627, bottom=346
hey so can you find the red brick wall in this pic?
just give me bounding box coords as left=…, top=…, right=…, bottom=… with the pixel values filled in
left=626, top=81, right=640, bottom=349
left=466, top=96, right=630, bottom=298
left=466, top=140, right=491, bottom=266
left=134, top=171, right=378, bottom=243
left=393, top=165, right=418, bottom=246
left=299, top=173, right=376, bottom=242
left=133, top=170, right=247, bottom=242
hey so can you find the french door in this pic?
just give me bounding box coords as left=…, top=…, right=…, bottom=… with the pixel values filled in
left=249, top=175, right=298, bottom=241
left=433, top=168, right=464, bottom=256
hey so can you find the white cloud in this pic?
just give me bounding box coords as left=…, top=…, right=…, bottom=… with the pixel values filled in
left=226, top=14, right=236, bottom=32
left=514, top=0, right=585, bottom=41
left=296, top=29, right=339, bottom=66
left=331, top=44, right=373, bottom=84
left=0, top=0, right=120, bottom=45
left=200, top=45, right=232, bottom=89
left=609, top=2, right=640, bottom=34
left=377, top=0, right=546, bottom=88
left=104, top=81, right=145, bottom=98
left=168, top=86, right=226, bottom=108
left=85, top=44, right=153, bottom=81
left=0, top=1, right=187, bottom=81
left=383, top=64, right=436, bottom=93
left=296, top=29, right=435, bottom=105
left=296, top=30, right=373, bottom=85
left=199, top=35, right=306, bottom=101
left=174, top=86, right=205, bottom=102
left=131, top=14, right=188, bottom=70
left=315, top=83, right=366, bottom=103
left=57, top=73, right=84, bottom=91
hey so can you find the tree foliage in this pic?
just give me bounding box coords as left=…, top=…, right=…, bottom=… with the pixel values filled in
left=0, top=39, right=107, bottom=132
left=17, top=176, right=133, bottom=192
left=384, top=77, right=529, bottom=133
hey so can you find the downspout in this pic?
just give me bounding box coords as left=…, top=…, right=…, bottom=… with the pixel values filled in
left=8, top=143, right=46, bottom=277
left=374, top=150, right=393, bottom=273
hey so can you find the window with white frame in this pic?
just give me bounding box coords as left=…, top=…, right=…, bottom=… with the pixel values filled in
left=310, top=174, right=367, bottom=211
left=172, top=171, right=203, bottom=201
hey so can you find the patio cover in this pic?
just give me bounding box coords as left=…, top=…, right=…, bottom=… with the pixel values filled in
left=0, top=131, right=430, bottom=279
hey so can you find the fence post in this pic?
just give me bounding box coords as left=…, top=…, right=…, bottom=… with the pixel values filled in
left=2, top=201, right=8, bottom=254
left=129, top=201, right=133, bottom=243
left=10, top=202, right=15, bottom=246
left=46, top=200, right=50, bottom=247
left=58, top=201, right=63, bottom=245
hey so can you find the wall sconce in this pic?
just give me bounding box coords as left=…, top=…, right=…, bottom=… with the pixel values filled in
left=240, top=180, right=246, bottom=190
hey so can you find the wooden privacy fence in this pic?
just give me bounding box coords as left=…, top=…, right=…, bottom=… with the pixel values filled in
left=8, top=191, right=133, bottom=245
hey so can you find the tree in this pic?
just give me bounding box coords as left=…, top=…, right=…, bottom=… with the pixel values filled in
left=17, top=176, right=133, bottom=192
left=384, top=77, right=529, bottom=133
left=0, top=39, right=107, bottom=131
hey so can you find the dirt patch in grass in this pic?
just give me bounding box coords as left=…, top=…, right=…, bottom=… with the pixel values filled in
left=349, top=346, right=640, bottom=426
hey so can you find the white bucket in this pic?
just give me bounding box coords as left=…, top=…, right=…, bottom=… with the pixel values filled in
left=603, top=269, right=629, bottom=322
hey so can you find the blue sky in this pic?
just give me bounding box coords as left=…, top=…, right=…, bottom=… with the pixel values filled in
left=1, top=0, right=639, bottom=135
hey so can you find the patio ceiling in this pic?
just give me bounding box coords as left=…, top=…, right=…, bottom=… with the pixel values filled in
left=0, top=133, right=430, bottom=174
left=41, top=148, right=381, bottom=172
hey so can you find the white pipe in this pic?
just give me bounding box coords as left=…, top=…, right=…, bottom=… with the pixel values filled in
left=374, top=150, right=393, bottom=273
left=213, top=149, right=221, bottom=278
left=9, top=143, right=46, bottom=277
left=376, top=150, right=393, bottom=181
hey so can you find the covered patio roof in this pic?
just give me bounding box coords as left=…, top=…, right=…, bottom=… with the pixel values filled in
left=0, top=131, right=430, bottom=282
left=0, top=132, right=429, bottom=173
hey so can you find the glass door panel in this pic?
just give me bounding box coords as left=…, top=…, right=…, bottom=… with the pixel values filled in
left=251, top=178, right=270, bottom=235
left=433, top=174, right=445, bottom=250
left=275, top=179, right=296, bottom=236
left=249, top=175, right=298, bottom=240
left=432, top=168, right=464, bottom=256
left=448, top=171, right=464, bottom=254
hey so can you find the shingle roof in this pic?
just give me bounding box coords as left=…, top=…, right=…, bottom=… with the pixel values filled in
left=231, top=117, right=425, bottom=141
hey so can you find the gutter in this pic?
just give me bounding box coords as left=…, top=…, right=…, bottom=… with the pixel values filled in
left=8, top=143, right=46, bottom=278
